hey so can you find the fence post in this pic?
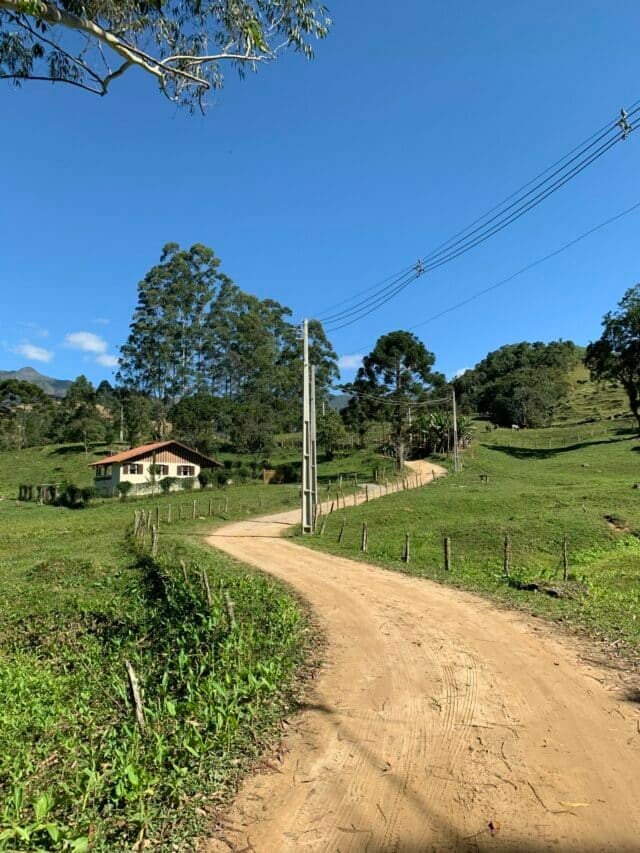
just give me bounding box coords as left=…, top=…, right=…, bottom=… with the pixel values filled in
left=361, top=522, right=368, bottom=552
left=224, top=497, right=229, bottom=513
left=403, top=532, right=410, bottom=563
left=223, top=590, right=236, bottom=629
left=125, top=660, right=145, bottom=732
left=562, top=534, right=569, bottom=581
left=167, top=504, right=172, bottom=524
left=503, top=534, right=511, bottom=577
left=365, top=485, right=369, bottom=502
left=202, top=569, right=213, bottom=607
left=151, top=525, right=159, bottom=558
left=338, top=518, right=346, bottom=544
left=180, top=559, right=188, bottom=583
left=179, top=504, right=184, bottom=521
left=444, top=536, right=451, bottom=571
left=192, top=499, right=197, bottom=520
left=320, top=517, right=327, bottom=536
left=209, top=498, right=213, bottom=517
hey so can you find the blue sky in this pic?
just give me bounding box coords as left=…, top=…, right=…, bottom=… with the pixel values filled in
left=1, top=0, right=639, bottom=386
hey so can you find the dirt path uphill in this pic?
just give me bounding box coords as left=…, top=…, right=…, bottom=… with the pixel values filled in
left=203, top=461, right=640, bottom=852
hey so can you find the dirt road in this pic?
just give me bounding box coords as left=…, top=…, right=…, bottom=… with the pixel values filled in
left=204, top=461, right=640, bottom=852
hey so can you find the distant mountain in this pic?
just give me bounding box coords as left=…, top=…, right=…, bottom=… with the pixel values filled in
left=0, top=366, right=72, bottom=397
left=328, top=393, right=352, bottom=412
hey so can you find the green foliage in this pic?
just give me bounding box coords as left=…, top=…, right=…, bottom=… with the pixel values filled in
left=344, top=330, right=444, bottom=467
left=586, top=284, right=640, bottom=429
left=0, top=491, right=307, bottom=849
left=455, top=340, right=580, bottom=427
left=117, top=481, right=132, bottom=500
left=180, top=477, right=195, bottom=491
left=317, top=408, right=347, bottom=460
left=121, top=392, right=153, bottom=447
left=159, top=476, right=177, bottom=495
left=0, top=0, right=331, bottom=110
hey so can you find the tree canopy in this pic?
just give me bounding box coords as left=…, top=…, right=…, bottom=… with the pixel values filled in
left=586, top=284, right=640, bottom=429
left=455, top=340, right=579, bottom=428
left=0, top=0, right=330, bottom=108
left=344, top=331, right=444, bottom=468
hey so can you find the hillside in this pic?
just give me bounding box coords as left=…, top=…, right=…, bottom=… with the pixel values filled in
left=302, top=416, right=640, bottom=656
left=0, top=366, right=71, bottom=397
left=553, top=363, right=629, bottom=424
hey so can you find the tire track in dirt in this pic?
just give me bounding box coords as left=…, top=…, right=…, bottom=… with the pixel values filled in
left=202, top=461, right=640, bottom=852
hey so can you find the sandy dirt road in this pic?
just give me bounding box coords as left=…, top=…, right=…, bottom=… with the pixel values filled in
left=203, top=461, right=640, bottom=852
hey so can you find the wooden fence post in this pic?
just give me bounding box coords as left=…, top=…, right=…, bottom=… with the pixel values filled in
left=179, top=504, right=184, bottom=521
left=223, top=590, right=236, bottom=629
left=444, top=537, right=451, bottom=571
left=209, top=498, right=213, bottom=517
left=167, top=504, right=172, bottom=524
left=150, top=525, right=159, bottom=558
left=365, top=485, right=369, bottom=502
left=224, top=497, right=229, bottom=513
left=338, top=518, right=346, bottom=544
left=503, top=534, right=511, bottom=577
left=155, top=506, right=160, bottom=529
left=403, top=532, right=410, bottom=563
left=202, top=569, right=213, bottom=607
left=320, top=517, right=327, bottom=536
left=125, top=660, right=145, bottom=732
left=180, top=559, right=188, bottom=583
left=192, top=499, right=197, bottom=520
left=361, top=522, right=368, bottom=552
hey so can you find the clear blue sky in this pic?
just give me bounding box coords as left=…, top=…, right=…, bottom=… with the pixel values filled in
left=1, top=0, right=639, bottom=385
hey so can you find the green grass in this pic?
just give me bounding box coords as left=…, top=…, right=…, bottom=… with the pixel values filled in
left=553, top=364, right=629, bottom=424
left=300, top=419, right=640, bottom=655
left=0, top=475, right=313, bottom=850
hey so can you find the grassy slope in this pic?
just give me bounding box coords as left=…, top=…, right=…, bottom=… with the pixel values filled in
left=0, top=480, right=309, bottom=850
left=301, top=419, right=640, bottom=655
left=554, top=364, right=628, bottom=424
left=0, top=442, right=391, bottom=850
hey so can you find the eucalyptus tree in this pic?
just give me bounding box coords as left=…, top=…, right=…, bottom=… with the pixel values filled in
left=0, top=0, right=331, bottom=109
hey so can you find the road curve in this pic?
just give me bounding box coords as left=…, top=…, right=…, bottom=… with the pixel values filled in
left=202, top=461, right=640, bottom=852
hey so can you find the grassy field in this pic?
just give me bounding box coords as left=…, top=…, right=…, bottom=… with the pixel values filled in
left=0, top=439, right=397, bottom=850
left=299, top=418, right=640, bottom=656
left=0, top=469, right=313, bottom=849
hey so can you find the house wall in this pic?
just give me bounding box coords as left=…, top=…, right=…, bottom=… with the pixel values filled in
left=94, top=454, right=207, bottom=497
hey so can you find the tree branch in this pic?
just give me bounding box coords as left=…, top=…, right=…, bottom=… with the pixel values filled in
left=0, top=72, right=102, bottom=93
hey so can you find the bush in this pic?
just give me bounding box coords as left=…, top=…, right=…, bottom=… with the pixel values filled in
left=64, top=483, right=82, bottom=506
left=198, top=469, right=217, bottom=489
left=117, top=481, right=133, bottom=500
left=160, top=476, right=177, bottom=495
left=215, top=469, right=230, bottom=487
left=80, top=486, right=97, bottom=506
left=181, top=477, right=195, bottom=491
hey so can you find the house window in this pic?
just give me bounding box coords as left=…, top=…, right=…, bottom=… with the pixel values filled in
left=177, top=465, right=195, bottom=477
left=123, top=463, right=143, bottom=475
left=150, top=464, right=169, bottom=476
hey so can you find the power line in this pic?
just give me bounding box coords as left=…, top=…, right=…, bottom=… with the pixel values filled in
left=318, top=102, right=638, bottom=331
left=343, top=390, right=451, bottom=407
left=346, top=197, right=640, bottom=355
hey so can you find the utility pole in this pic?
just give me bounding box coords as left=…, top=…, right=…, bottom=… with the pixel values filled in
left=452, top=387, right=460, bottom=472
left=301, top=319, right=314, bottom=534
left=310, top=364, right=318, bottom=524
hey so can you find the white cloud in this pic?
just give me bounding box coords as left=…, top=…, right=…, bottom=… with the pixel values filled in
left=96, top=353, right=119, bottom=368
left=65, top=331, right=107, bottom=354
left=12, top=342, right=54, bottom=363
left=338, top=353, right=364, bottom=370
left=453, top=367, right=471, bottom=379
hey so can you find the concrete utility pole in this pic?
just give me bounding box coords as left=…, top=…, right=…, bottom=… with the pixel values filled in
left=301, top=319, right=314, bottom=533
left=452, top=387, right=460, bottom=473
left=310, top=363, right=318, bottom=522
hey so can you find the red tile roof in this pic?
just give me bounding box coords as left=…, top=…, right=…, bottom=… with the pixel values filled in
left=89, top=440, right=222, bottom=467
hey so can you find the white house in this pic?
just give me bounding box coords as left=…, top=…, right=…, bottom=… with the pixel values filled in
left=89, top=440, right=222, bottom=497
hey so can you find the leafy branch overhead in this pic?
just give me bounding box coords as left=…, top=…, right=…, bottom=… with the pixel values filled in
left=0, top=0, right=331, bottom=108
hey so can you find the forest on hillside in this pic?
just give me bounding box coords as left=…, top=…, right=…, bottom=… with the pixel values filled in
left=1, top=246, right=637, bottom=461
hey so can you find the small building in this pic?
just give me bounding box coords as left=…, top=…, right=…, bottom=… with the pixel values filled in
left=89, top=440, right=222, bottom=497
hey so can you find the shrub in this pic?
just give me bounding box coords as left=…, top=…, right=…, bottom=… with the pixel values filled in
left=64, top=483, right=82, bottom=506
left=160, top=476, right=177, bottom=495
left=80, top=486, right=97, bottom=506
left=215, top=469, right=230, bottom=487
left=117, top=481, right=133, bottom=500
left=181, top=477, right=195, bottom=491
left=198, top=469, right=217, bottom=489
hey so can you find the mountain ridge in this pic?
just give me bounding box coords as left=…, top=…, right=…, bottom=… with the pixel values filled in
left=0, top=366, right=72, bottom=397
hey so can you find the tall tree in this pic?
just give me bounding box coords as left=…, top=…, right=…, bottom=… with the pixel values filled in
left=0, top=0, right=330, bottom=109
left=586, top=284, right=640, bottom=430
left=118, top=243, right=227, bottom=402
left=345, top=331, right=442, bottom=469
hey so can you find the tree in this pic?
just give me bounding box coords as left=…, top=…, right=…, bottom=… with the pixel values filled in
left=454, top=341, right=578, bottom=427
left=317, top=407, right=347, bottom=460
left=121, top=391, right=153, bottom=446
left=586, top=285, right=640, bottom=430
left=170, top=391, right=223, bottom=454
left=0, top=0, right=331, bottom=109
left=345, top=331, right=443, bottom=469
left=0, top=378, right=53, bottom=449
